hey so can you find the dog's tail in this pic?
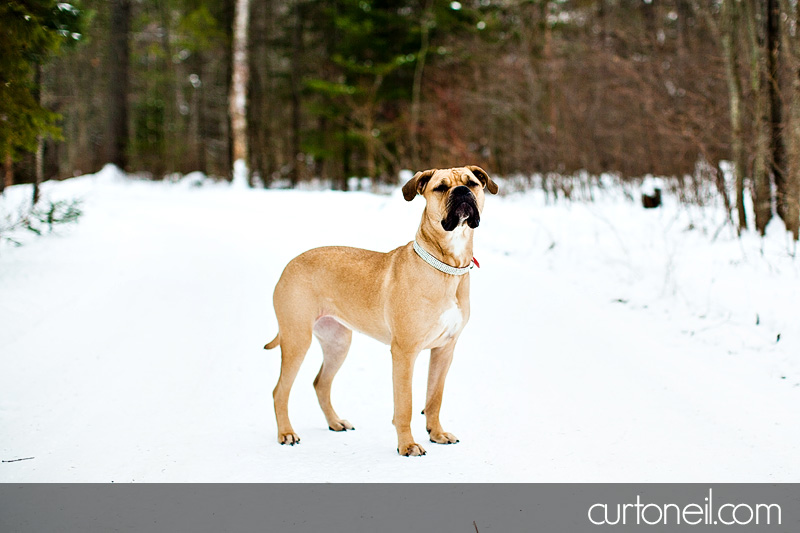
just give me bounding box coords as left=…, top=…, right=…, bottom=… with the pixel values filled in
left=263, top=333, right=280, bottom=350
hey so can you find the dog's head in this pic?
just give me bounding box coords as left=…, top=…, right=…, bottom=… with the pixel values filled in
left=402, top=166, right=498, bottom=231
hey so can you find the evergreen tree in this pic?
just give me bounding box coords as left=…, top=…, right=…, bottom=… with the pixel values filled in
left=0, top=0, right=83, bottom=192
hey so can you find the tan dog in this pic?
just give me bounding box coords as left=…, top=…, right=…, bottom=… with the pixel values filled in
left=263, top=166, right=498, bottom=456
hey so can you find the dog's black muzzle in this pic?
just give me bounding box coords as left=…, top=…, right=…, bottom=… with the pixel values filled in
left=441, top=186, right=480, bottom=231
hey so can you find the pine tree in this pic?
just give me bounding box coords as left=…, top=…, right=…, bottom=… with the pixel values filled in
left=0, top=0, right=82, bottom=193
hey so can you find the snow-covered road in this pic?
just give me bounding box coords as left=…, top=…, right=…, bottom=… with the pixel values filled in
left=1, top=168, right=797, bottom=481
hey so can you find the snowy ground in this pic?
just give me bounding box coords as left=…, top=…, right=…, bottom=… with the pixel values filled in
left=1, top=166, right=798, bottom=482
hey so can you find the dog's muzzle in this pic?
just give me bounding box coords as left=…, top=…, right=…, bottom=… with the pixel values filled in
left=441, top=186, right=480, bottom=231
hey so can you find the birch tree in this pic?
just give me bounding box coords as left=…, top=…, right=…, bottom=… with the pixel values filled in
left=230, top=0, right=251, bottom=186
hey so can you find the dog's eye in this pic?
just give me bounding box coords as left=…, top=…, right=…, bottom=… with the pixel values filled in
left=434, top=183, right=449, bottom=193
left=467, top=180, right=481, bottom=188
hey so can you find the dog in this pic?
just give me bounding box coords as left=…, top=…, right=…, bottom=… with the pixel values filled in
left=263, top=166, right=498, bottom=456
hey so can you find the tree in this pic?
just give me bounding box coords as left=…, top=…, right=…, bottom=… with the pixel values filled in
left=742, top=0, right=773, bottom=235
left=410, top=1, right=432, bottom=170
left=230, top=0, right=251, bottom=185
left=786, top=0, right=800, bottom=241
left=719, top=0, right=747, bottom=232
left=0, top=0, right=81, bottom=194
left=766, top=0, right=789, bottom=229
left=107, top=0, right=130, bottom=170
left=291, top=2, right=305, bottom=186
left=178, top=3, right=227, bottom=174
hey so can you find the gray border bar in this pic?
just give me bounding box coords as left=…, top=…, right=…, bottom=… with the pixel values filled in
left=1, top=484, right=797, bottom=532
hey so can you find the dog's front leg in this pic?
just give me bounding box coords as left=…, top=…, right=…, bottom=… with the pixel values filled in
left=391, top=344, right=426, bottom=456
left=424, top=342, right=459, bottom=444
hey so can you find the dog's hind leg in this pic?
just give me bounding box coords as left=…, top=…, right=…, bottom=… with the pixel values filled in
left=313, top=317, right=354, bottom=431
left=272, top=321, right=313, bottom=445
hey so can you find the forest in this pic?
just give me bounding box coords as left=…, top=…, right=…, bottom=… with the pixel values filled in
left=2, top=0, right=800, bottom=239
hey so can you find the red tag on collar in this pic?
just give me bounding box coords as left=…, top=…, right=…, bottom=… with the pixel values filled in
left=472, top=257, right=480, bottom=268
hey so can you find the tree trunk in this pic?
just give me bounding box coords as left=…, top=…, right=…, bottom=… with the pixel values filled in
left=289, top=1, right=304, bottom=187
left=543, top=0, right=557, bottom=143
left=365, top=113, right=376, bottom=181
left=767, top=0, right=788, bottom=225
left=746, top=0, right=772, bottom=234
left=230, top=0, right=251, bottom=185
left=3, top=152, right=12, bottom=192
left=410, top=3, right=431, bottom=170
left=33, top=63, right=44, bottom=206
left=364, top=75, right=384, bottom=181
left=784, top=0, right=800, bottom=240
left=188, top=50, right=207, bottom=174
left=340, top=121, right=350, bottom=191
left=159, top=0, right=175, bottom=176
left=316, top=116, right=328, bottom=181
left=721, top=0, right=747, bottom=232
left=107, top=0, right=130, bottom=170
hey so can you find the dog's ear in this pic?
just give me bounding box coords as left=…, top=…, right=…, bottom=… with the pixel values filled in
left=466, top=165, right=498, bottom=195
left=402, top=169, right=437, bottom=201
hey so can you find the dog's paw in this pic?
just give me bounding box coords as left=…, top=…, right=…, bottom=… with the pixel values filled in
left=398, top=443, right=427, bottom=456
left=328, top=419, right=355, bottom=432
left=428, top=431, right=459, bottom=444
left=278, top=432, right=300, bottom=445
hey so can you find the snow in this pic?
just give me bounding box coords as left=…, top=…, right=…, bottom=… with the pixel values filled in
left=231, top=159, right=249, bottom=189
left=0, top=167, right=797, bottom=482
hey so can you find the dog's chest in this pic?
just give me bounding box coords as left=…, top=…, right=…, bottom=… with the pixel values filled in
left=438, top=303, right=463, bottom=337
left=421, top=300, right=464, bottom=349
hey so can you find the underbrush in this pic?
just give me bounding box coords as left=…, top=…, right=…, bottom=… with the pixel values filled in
left=0, top=197, right=83, bottom=249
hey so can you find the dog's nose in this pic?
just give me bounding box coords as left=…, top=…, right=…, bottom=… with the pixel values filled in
left=452, top=185, right=471, bottom=197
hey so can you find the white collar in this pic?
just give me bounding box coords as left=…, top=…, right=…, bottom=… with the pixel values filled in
left=413, top=240, right=473, bottom=276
